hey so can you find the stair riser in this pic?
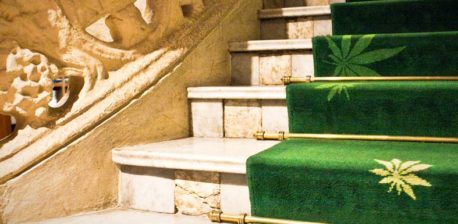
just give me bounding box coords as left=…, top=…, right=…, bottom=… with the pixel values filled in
left=191, top=99, right=288, bottom=138
left=263, top=0, right=344, bottom=9
left=261, top=16, right=331, bottom=40
left=231, top=51, right=314, bottom=86
left=118, top=166, right=251, bottom=215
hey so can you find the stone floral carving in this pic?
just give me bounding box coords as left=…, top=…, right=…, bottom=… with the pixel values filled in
left=1, top=47, right=58, bottom=128
left=0, top=0, right=206, bottom=129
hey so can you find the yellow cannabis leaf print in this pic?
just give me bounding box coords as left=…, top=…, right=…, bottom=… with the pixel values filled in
left=370, top=159, right=432, bottom=200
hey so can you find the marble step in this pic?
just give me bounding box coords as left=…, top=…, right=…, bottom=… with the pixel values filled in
left=112, top=138, right=280, bottom=216
left=263, top=0, right=345, bottom=9
left=229, top=39, right=314, bottom=86
left=188, top=86, right=288, bottom=138
left=259, top=6, right=332, bottom=40
left=29, top=209, right=213, bottom=224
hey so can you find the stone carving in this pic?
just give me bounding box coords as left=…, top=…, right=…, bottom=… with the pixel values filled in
left=0, top=0, right=206, bottom=129
left=1, top=47, right=58, bottom=128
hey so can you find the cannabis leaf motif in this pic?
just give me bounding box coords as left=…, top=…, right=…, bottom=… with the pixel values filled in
left=315, top=83, right=355, bottom=101
left=325, top=35, right=406, bottom=76
left=316, top=35, right=406, bottom=101
left=370, top=159, right=432, bottom=200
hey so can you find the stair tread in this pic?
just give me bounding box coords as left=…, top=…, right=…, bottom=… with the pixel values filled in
left=229, top=39, right=312, bottom=52
left=29, top=209, right=212, bottom=224
left=188, top=86, right=286, bottom=99
left=112, top=137, right=279, bottom=174
left=259, top=6, right=330, bottom=19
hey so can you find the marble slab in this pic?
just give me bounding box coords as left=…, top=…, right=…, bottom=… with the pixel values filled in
left=191, top=100, right=223, bottom=138
left=224, top=100, right=262, bottom=138
left=118, top=166, right=175, bottom=213
left=112, top=138, right=279, bottom=174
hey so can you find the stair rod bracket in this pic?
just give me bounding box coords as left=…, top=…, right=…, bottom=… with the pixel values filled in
left=255, top=131, right=285, bottom=141
left=208, top=210, right=322, bottom=224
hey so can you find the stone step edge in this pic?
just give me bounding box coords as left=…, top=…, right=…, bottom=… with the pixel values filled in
left=259, top=6, right=331, bottom=19
left=187, top=86, right=286, bottom=99
left=30, top=209, right=213, bottom=224
left=112, top=137, right=280, bottom=174
left=229, top=39, right=312, bottom=52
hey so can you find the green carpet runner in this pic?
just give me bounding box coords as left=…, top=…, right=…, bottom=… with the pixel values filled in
left=287, top=81, right=458, bottom=137
left=332, top=0, right=458, bottom=35
left=247, top=0, right=458, bottom=223
left=247, top=139, right=458, bottom=223
left=313, top=31, right=458, bottom=76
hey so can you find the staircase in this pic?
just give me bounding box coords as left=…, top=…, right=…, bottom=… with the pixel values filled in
left=111, top=0, right=339, bottom=222
left=33, top=0, right=457, bottom=223
left=110, top=0, right=340, bottom=219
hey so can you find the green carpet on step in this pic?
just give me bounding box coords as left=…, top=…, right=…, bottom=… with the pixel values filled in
left=287, top=81, right=458, bottom=137
left=247, top=139, right=458, bottom=224
left=312, top=32, right=458, bottom=77
left=332, top=0, right=458, bottom=35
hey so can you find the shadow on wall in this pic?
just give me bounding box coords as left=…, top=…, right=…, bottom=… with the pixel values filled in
left=0, top=114, right=13, bottom=140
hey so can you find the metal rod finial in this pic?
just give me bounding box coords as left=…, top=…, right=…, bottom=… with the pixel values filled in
left=208, top=210, right=222, bottom=222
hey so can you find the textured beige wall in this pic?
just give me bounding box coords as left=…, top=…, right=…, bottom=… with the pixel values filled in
left=0, top=0, right=262, bottom=223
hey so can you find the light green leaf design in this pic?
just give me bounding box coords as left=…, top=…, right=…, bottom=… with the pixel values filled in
left=371, top=159, right=432, bottom=200
left=341, top=35, right=352, bottom=58
left=347, top=34, right=375, bottom=59
left=334, top=65, right=343, bottom=76
left=320, top=34, right=406, bottom=100
left=329, top=54, right=341, bottom=63
left=349, top=47, right=406, bottom=65
left=327, top=86, right=339, bottom=101
left=315, top=83, right=355, bottom=101
left=325, top=36, right=342, bottom=59
left=349, top=64, right=380, bottom=76
left=315, top=83, right=337, bottom=89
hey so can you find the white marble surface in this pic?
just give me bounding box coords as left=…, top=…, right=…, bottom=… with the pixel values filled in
left=259, top=54, right=291, bottom=85
left=112, top=138, right=279, bottom=174
left=224, top=100, right=262, bottom=138
left=30, top=209, right=212, bottom=224
left=292, top=53, right=314, bottom=77
left=187, top=86, right=286, bottom=100
left=191, top=100, right=223, bottom=138
left=313, top=15, right=332, bottom=36
left=118, top=166, right=175, bottom=213
left=175, top=171, right=220, bottom=215
left=221, top=174, right=251, bottom=214
left=287, top=17, right=314, bottom=39
left=261, top=100, right=289, bottom=132
left=259, top=5, right=331, bottom=19
left=229, top=39, right=312, bottom=52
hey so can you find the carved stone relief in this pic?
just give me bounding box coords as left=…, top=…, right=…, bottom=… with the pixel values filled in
left=0, top=0, right=206, bottom=131
left=1, top=47, right=58, bottom=128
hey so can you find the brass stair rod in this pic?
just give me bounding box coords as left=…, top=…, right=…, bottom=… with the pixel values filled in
left=208, top=210, right=322, bottom=224
left=254, top=131, right=458, bottom=144
left=281, top=75, right=458, bottom=84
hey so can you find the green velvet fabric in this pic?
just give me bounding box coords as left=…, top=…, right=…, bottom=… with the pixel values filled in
left=312, top=32, right=458, bottom=76
left=346, top=0, right=450, bottom=2
left=247, top=139, right=458, bottom=223
left=332, top=0, right=458, bottom=35
left=287, top=81, right=458, bottom=137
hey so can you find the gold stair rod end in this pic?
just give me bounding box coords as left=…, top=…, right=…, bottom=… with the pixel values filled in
left=254, top=131, right=266, bottom=140
left=255, top=131, right=286, bottom=141
left=208, top=210, right=222, bottom=222
left=281, top=75, right=292, bottom=84
left=282, top=76, right=314, bottom=84
left=208, top=210, right=322, bottom=224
